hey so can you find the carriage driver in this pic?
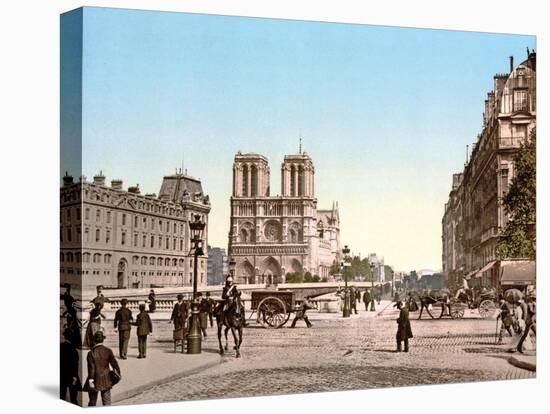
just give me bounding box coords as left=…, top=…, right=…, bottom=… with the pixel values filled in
left=221, top=276, right=248, bottom=327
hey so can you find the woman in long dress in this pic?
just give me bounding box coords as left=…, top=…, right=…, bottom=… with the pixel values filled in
left=84, top=302, right=106, bottom=348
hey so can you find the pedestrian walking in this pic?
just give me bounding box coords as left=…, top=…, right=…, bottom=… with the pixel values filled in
left=90, top=285, right=108, bottom=310
left=84, top=301, right=106, bottom=348
left=496, top=296, right=514, bottom=343
left=198, top=292, right=210, bottom=337
left=362, top=289, right=371, bottom=311
left=134, top=303, right=153, bottom=359
left=291, top=297, right=314, bottom=328
left=84, top=331, right=120, bottom=407
left=516, top=295, right=536, bottom=353
left=395, top=300, right=413, bottom=352
left=60, top=328, right=81, bottom=404
left=113, top=298, right=133, bottom=359
left=147, top=289, right=157, bottom=313
left=350, top=286, right=358, bottom=314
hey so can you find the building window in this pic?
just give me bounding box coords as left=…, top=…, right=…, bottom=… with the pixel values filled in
left=150, top=236, right=154, bottom=248
left=172, top=258, right=177, bottom=267
left=121, top=231, right=126, bottom=245
left=159, top=236, right=162, bottom=248
left=173, top=238, right=176, bottom=250
left=76, top=228, right=81, bottom=242
left=106, top=211, right=111, bottom=223
left=67, top=228, right=72, bottom=242
left=134, top=215, right=139, bottom=227
left=157, top=258, right=163, bottom=266
left=84, top=228, right=89, bottom=242
left=143, top=217, right=147, bottom=229
left=106, top=230, right=110, bottom=244
left=93, top=253, right=101, bottom=263
left=60, top=252, right=65, bottom=262
left=85, top=208, right=90, bottom=220
left=142, top=234, right=147, bottom=247
left=180, top=239, right=184, bottom=251
left=134, top=233, right=138, bottom=247
left=180, top=224, right=184, bottom=235
left=60, top=228, right=63, bottom=243
left=67, top=208, right=71, bottom=223
left=96, top=209, right=101, bottom=222
left=133, top=256, right=139, bottom=265
left=179, top=259, right=184, bottom=267
left=513, top=89, right=528, bottom=112
left=166, top=238, right=169, bottom=249
left=159, top=220, right=163, bottom=232
left=122, top=214, right=127, bottom=226
left=165, top=258, right=170, bottom=266
left=149, top=257, right=155, bottom=266
left=76, top=208, right=81, bottom=221
left=173, top=223, right=177, bottom=233
left=95, top=229, right=100, bottom=242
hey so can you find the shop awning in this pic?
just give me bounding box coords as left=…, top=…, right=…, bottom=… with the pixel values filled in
left=473, top=261, right=497, bottom=278
left=500, top=260, right=536, bottom=285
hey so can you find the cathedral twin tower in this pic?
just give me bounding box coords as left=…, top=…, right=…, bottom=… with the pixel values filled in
left=228, top=151, right=340, bottom=285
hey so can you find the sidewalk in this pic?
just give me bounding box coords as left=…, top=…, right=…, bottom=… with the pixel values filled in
left=81, top=346, right=221, bottom=404
left=508, top=353, right=536, bottom=372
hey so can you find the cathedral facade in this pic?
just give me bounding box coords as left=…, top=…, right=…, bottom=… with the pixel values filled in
left=228, top=151, right=340, bottom=284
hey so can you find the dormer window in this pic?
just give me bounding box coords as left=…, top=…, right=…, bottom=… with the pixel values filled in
left=513, top=89, right=528, bottom=112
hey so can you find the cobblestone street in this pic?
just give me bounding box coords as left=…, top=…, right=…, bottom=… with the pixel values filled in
left=112, top=302, right=535, bottom=405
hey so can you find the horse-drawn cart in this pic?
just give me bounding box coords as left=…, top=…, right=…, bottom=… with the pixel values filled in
left=248, top=290, right=296, bottom=328
left=450, top=289, right=497, bottom=319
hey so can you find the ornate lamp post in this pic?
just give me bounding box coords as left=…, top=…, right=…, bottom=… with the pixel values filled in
left=342, top=245, right=351, bottom=318
left=187, top=214, right=206, bottom=354
left=370, top=262, right=376, bottom=311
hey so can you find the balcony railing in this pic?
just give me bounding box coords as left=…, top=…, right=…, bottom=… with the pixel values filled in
left=499, top=136, right=524, bottom=149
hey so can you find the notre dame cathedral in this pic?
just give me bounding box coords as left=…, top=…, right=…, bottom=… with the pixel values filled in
left=228, top=150, right=341, bottom=284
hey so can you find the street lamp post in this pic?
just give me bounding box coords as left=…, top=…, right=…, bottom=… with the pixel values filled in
left=187, top=214, right=206, bottom=354
left=342, top=245, right=351, bottom=318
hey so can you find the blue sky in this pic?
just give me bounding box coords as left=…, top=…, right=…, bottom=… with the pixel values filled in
left=62, top=7, right=535, bottom=271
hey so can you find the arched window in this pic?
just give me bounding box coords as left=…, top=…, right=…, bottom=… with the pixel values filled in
left=172, top=258, right=177, bottom=267
left=60, top=252, right=65, bottom=262
left=93, top=253, right=101, bottom=263
left=179, top=259, right=184, bottom=267
left=75, top=252, right=81, bottom=262
left=149, top=257, right=155, bottom=265
left=95, top=229, right=100, bottom=242
left=150, top=236, right=154, bottom=248
left=290, top=165, right=296, bottom=196
left=240, top=228, right=249, bottom=243
left=242, top=164, right=249, bottom=196
left=132, top=256, right=139, bottom=265
left=165, top=258, right=170, bottom=266
left=67, top=252, right=74, bottom=262
left=104, top=254, right=112, bottom=264
left=157, top=258, right=162, bottom=266
left=298, top=166, right=304, bottom=196
left=251, top=165, right=258, bottom=196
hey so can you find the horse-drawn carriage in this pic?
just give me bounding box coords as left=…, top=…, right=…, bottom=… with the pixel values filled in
left=449, top=288, right=498, bottom=319
left=407, top=288, right=498, bottom=319
left=248, top=290, right=298, bottom=328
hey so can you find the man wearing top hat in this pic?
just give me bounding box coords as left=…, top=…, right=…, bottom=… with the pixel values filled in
left=114, top=298, right=133, bottom=359
left=170, top=294, right=189, bottom=333
left=84, top=331, right=120, bottom=406
left=395, top=300, right=413, bottom=352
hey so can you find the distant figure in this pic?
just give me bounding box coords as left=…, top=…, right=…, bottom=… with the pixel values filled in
left=84, top=331, right=120, bottom=406
left=113, top=298, right=133, bottom=359
left=206, top=292, right=215, bottom=327
left=61, top=283, right=77, bottom=319
left=395, top=301, right=413, bottom=352
left=61, top=283, right=81, bottom=348
left=516, top=295, right=536, bottom=353
left=291, top=297, right=314, bottom=328
left=60, top=328, right=81, bottom=404
left=134, top=303, right=153, bottom=359
left=198, top=292, right=210, bottom=337
left=147, top=289, right=157, bottom=313
left=362, top=289, right=371, bottom=311
left=84, top=302, right=106, bottom=348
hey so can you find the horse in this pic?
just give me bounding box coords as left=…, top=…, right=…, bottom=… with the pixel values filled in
left=408, top=291, right=443, bottom=319
left=214, top=294, right=244, bottom=358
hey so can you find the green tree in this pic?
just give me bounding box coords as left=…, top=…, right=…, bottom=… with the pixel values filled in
left=497, top=128, right=536, bottom=259
left=312, top=274, right=320, bottom=282
left=304, top=272, right=313, bottom=282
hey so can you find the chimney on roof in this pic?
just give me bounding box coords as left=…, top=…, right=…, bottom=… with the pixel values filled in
left=111, top=179, right=123, bottom=190
left=93, top=170, right=106, bottom=186
left=128, top=184, right=141, bottom=194
left=63, top=172, right=74, bottom=186
left=509, top=56, right=514, bottom=73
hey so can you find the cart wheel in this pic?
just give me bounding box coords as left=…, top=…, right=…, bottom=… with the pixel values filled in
left=258, top=297, right=287, bottom=329
left=478, top=300, right=496, bottom=319
left=450, top=303, right=466, bottom=319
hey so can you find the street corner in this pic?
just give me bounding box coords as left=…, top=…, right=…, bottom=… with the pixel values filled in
left=111, top=348, right=222, bottom=404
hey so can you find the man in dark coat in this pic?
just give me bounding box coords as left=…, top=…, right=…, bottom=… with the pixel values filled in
left=221, top=276, right=248, bottom=326
left=61, top=283, right=77, bottom=319
left=290, top=297, right=314, bottom=328
left=362, top=289, right=371, bottom=311
left=147, top=289, right=156, bottom=313
left=171, top=294, right=189, bottom=333
left=198, top=292, right=210, bottom=337
left=395, top=301, right=413, bottom=352
left=60, top=328, right=81, bottom=404
left=516, top=295, right=536, bottom=353
left=134, top=303, right=153, bottom=359
left=113, top=298, right=133, bottom=359
left=349, top=287, right=358, bottom=314
left=85, top=331, right=120, bottom=406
